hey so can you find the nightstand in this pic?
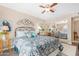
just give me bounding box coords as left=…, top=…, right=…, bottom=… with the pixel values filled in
left=0, top=39, right=3, bottom=55
left=5, top=32, right=12, bottom=55
left=0, top=32, right=4, bottom=55
left=0, top=32, right=13, bottom=55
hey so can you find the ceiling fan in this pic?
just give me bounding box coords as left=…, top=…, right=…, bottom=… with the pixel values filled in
left=39, top=3, right=58, bottom=14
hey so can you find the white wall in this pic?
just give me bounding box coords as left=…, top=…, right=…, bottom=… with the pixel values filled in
left=0, top=5, right=46, bottom=39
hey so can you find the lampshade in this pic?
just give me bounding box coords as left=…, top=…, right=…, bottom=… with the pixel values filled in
left=2, top=26, right=9, bottom=31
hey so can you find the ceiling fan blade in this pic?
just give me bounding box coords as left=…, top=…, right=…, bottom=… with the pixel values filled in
left=50, top=10, right=55, bottom=12
left=42, top=10, right=45, bottom=14
left=39, top=5, right=45, bottom=8
left=50, top=3, right=58, bottom=7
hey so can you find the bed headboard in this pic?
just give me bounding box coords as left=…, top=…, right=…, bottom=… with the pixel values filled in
left=16, top=27, right=35, bottom=31
left=16, top=18, right=34, bottom=28
left=15, top=18, right=35, bottom=36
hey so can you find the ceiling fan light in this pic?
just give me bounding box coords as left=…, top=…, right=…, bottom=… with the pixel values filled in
left=45, top=8, right=50, bottom=12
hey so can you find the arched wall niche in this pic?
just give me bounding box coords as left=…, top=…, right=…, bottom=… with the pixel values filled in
left=15, top=18, right=35, bottom=28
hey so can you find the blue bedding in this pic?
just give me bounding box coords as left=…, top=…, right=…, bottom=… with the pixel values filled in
left=13, top=35, right=61, bottom=56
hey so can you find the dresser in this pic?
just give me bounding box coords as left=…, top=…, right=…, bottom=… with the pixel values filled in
left=72, top=32, right=79, bottom=45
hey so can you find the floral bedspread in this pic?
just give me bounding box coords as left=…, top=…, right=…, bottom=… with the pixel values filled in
left=13, top=36, right=61, bottom=56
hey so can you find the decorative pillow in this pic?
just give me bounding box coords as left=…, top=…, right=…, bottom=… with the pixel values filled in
left=31, top=32, right=37, bottom=38
left=25, top=31, right=32, bottom=38
left=26, top=31, right=37, bottom=38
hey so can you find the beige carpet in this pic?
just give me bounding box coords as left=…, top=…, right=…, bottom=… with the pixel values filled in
left=62, top=43, right=77, bottom=56
left=0, top=43, right=77, bottom=56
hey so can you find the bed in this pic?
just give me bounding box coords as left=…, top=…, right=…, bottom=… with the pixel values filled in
left=13, top=19, right=63, bottom=56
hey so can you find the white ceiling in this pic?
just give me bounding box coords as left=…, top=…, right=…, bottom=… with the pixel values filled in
left=0, top=3, right=79, bottom=20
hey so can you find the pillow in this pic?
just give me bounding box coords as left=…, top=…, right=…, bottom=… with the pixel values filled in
left=16, top=31, right=27, bottom=38
left=31, top=32, right=37, bottom=38
left=26, top=31, right=37, bottom=38
left=16, top=30, right=37, bottom=38
left=25, top=31, right=32, bottom=38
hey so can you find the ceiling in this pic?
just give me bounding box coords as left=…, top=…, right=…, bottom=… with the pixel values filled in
left=0, top=3, right=79, bottom=20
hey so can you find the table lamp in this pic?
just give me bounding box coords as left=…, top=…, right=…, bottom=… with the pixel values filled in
left=2, top=25, right=9, bottom=32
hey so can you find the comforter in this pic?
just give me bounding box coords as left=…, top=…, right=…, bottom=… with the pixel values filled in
left=13, top=36, right=61, bottom=56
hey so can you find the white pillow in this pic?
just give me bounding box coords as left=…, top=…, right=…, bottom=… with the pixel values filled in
left=16, top=31, right=37, bottom=38
left=26, top=32, right=32, bottom=38
left=16, top=31, right=27, bottom=38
